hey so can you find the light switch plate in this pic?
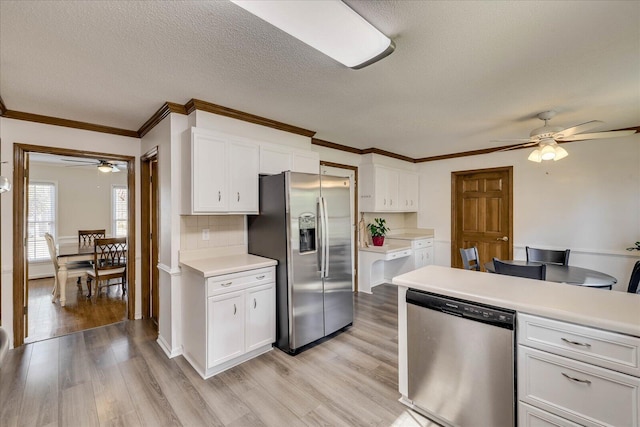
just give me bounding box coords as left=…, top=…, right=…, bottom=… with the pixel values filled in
left=202, top=228, right=210, bottom=240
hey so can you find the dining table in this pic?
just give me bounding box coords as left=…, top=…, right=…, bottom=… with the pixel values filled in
left=484, top=260, right=617, bottom=289
left=52, top=243, right=97, bottom=306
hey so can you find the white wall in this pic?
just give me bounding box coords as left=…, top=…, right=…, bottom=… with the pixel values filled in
left=0, top=117, right=141, bottom=346
left=416, top=135, right=640, bottom=291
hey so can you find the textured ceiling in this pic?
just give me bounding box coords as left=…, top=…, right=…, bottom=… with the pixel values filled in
left=1, top=0, right=638, bottom=158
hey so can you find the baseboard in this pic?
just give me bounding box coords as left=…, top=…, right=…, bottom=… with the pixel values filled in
left=156, top=335, right=182, bottom=359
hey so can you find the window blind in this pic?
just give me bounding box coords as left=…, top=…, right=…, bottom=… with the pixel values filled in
left=112, top=185, right=128, bottom=237
left=27, top=181, right=56, bottom=261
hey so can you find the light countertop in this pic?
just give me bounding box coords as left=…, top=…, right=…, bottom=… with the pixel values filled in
left=392, top=265, right=640, bottom=337
left=360, top=242, right=412, bottom=254
left=386, top=232, right=434, bottom=241
left=180, top=253, right=277, bottom=278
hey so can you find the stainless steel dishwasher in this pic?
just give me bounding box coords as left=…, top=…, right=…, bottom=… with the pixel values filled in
left=406, top=289, right=516, bottom=427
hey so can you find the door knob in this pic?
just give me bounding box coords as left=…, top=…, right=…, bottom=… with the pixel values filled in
left=496, top=236, right=509, bottom=241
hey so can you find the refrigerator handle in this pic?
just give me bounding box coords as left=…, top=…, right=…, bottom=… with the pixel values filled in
left=318, top=196, right=326, bottom=278
left=321, top=196, right=330, bottom=279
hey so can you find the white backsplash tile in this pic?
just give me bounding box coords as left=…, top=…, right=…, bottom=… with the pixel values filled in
left=181, top=215, right=246, bottom=251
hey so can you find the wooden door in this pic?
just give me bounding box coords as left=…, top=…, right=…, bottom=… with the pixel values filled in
left=451, top=167, right=513, bottom=270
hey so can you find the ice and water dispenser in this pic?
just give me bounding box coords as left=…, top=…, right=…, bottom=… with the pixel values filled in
left=299, top=213, right=316, bottom=253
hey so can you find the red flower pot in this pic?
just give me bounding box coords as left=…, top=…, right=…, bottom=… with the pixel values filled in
left=372, top=236, right=385, bottom=246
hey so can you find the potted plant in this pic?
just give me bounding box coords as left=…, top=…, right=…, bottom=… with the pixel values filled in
left=367, top=218, right=389, bottom=246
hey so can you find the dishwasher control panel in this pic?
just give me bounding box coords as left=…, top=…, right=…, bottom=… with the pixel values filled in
left=407, top=288, right=515, bottom=329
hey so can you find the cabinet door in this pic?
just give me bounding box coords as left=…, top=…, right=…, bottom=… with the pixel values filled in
left=406, top=173, right=419, bottom=211
left=414, top=248, right=428, bottom=269
left=192, top=133, right=227, bottom=212
left=260, top=144, right=291, bottom=175
left=228, top=141, right=259, bottom=213
left=246, top=283, right=275, bottom=352
left=387, top=169, right=399, bottom=211
left=207, top=291, right=245, bottom=368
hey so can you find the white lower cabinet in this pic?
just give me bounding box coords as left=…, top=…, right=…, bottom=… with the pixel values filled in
left=412, top=238, right=433, bottom=269
left=182, top=266, right=275, bottom=379
left=517, top=313, right=640, bottom=427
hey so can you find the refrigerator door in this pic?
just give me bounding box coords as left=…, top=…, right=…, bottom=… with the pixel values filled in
left=287, top=172, right=325, bottom=350
left=320, top=174, right=354, bottom=335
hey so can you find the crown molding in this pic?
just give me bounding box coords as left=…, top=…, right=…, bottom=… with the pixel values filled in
left=184, top=98, right=316, bottom=138
left=137, top=102, right=187, bottom=137
left=312, top=138, right=363, bottom=154
left=2, top=110, right=139, bottom=138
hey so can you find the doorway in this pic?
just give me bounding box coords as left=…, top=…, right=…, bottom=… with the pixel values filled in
left=320, top=161, right=358, bottom=292
left=13, top=144, right=136, bottom=347
left=141, top=147, right=159, bottom=330
left=451, top=166, right=513, bottom=270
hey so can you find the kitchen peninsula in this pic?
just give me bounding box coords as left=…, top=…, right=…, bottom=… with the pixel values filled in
left=393, top=265, right=640, bottom=426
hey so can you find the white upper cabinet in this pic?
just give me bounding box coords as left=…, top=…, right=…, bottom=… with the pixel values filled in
left=183, top=127, right=259, bottom=214
left=360, top=164, right=418, bottom=213
left=259, top=142, right=319, bottom=175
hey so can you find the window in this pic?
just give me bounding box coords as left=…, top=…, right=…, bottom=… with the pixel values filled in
left=112, top=185, right=128, bottom=237
left=27, top=181, right=56, bottom=261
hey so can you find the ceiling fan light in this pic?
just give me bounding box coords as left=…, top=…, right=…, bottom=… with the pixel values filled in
left=553, top=146, right=569, bottom=161
left=528, top=149, right=543, bottom=163
left=231, top=0, right=394, bottom=69
left=540, top=145, right=556, bottom=160
left=98, top=163, right=113, bottom=173
left=0, top=175, right=11, bottom=193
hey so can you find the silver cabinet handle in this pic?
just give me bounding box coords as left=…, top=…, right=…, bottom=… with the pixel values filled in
left=218, top=191, right=221, bottom=202
left=561, top=337, right=591, bottom=348
left=496, top=236, right=509, bottom=241
left=221, top=282, right=232, bottom=287
left=561, top=372, right=591, bottom=385
left=233, top=304, right=237, bottom=315
left=237, top=192, right=240, bottom=202
left=253, top=298, right=257, bottom=309
left=256, top=275, right=265, bottom=279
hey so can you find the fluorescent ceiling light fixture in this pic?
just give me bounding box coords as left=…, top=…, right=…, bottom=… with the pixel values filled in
left=231, top=0, right=395, bottom=69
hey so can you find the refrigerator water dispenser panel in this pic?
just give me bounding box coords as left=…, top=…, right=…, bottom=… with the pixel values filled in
left=298, top=213, right=316, bottom=253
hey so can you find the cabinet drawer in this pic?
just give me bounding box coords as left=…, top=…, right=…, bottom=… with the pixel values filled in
left=519, top=346, right=640, bottom=427
left=518, top=313, right=640, bottom=377
left=412, top=238, right=433, bottom=250
left=385, top=249, right=412, bottom=261
left=207, top=267, right=274, bottom=296
left=519, top=402, right=582, bottom=427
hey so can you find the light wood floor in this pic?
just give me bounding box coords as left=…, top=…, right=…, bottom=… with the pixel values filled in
left=1, top=284, right=435, bottom=427
left=26, top=277, right=127, bottom=343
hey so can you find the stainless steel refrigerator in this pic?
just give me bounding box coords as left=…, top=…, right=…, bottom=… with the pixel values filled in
left=248, top=171, right=353, bottom=354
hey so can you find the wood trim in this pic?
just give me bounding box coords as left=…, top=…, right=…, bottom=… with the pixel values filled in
left=2, top=110, right=138, bottom=138
left=312, top=138, right=363, bottom=155
left=140, top=147, right=158, bottom=319
left=13, top=143, right=136, bottom=346
left=137, top=102, right=187, bottom=138
left=361, top=147, right=415, bottom=163
left=185, top=99, right=316, bottom=137
left=320, top=161, right=359, bottom=293
left=0, top=95, right=6, bottom=115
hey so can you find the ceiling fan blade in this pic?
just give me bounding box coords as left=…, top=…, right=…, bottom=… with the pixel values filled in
left=495, top=141, right=539, bottom=152
left=554, top=120, right=603, bottom=139
left=490, top=138, right=532, bottom=143
left=61, top=158, right=98, bottom=164
left=558, top=129, right=637, bottom=142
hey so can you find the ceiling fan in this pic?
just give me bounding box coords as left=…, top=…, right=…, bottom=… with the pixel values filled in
left=61, top=158, right=123, bottom=173
left=494, top=110, right=637, bottom=162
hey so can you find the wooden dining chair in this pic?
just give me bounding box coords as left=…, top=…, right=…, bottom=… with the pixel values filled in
left=493, top=258, right=546, bottom=280
left=459, top=247, right=480, bottom=271
left=75, top=229, right=106, bottom=286
left=78, top=229, right=106, bottom=247
left=44, top=232, right=90, bottom=300
left=88, top=237, right=127, bottom=300
left=525, top=246, right=570, bottom=266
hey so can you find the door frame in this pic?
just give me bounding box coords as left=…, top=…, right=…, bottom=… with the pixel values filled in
left=319, top=161, right=359, bottom=292
left=450, top=166, right=513, bottom=268
left=12, top=143, right=136, bottom=347
left=140, top=146, right=158, bottom=325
